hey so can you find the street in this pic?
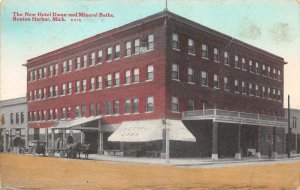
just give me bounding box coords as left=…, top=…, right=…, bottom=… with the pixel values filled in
left=1, top=153, right=300, bottom=190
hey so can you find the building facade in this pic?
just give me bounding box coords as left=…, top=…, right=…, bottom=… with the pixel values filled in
left=284, top=108, right=300, bottom=154
left=0, top=97, right=28, bottom=152
left=25, top=10, right=287, bottom=159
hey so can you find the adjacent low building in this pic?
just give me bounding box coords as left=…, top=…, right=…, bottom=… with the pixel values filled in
left=284, top=108, right=300, bottom=154
left=0, top=97, right=28, bottom=152
left=25, top=10, right=287, bottom=159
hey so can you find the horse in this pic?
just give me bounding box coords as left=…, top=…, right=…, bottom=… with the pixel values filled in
left=81, top=144, right=91, bottom=159
left=66, top=142, right=84, bottom=158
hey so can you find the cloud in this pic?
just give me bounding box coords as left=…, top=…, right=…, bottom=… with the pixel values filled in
left=238, top=20, right=262, bottom=40
left=268, top=22, right=294, bottom=44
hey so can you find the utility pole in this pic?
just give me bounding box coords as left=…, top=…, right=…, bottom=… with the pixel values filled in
left=287, top=95, right=291, bottom=158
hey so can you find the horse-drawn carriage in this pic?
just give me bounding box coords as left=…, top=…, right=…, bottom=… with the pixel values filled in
left=28, top=140, right=47, bottom=156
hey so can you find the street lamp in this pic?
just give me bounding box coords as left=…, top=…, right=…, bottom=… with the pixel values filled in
left=162, top=119, right=170, bottom=163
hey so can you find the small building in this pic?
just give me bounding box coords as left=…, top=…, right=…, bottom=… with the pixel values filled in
left=0, top=97, right=28, bottom=152
left=25, top=10, right=287, bottom=159
left=284, top=108, right=300, bottom=154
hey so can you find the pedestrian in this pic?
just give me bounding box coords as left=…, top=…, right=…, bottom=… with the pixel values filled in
left=66, top=134, right=74, bottom=144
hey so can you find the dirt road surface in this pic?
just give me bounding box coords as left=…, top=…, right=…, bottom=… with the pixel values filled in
left=0, top=153, right=300, bottom=190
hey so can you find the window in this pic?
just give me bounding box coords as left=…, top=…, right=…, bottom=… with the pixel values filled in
left=90, top=52, right=95, bottom=66
left=278, top=90, right=282, bottom=101
left=201, top=71, right=208, bottom=86
left=38, top=111, right=42, bottom=121
left=54, top=86, right=58, bottom=97
left=273, top=68, right=277, bottom=79
left=188, top=39, right=194, bottom=54
left=125, top=41, right=131, bottom=56
left=34, top=90, right=37, bottom=100
left=146, top=97, right=154, bottom=112
left=67, top=107, right=71, bottom=119
left=114, top=73, right=120, bottom=86
left=1, top=114, right=5, bottom=124
left=10, top=113, right=14, bottom=124
left=76, top=81, right=80, bottom=93
left=106, top=47, right=112, bottom=61
left=62, top=84, right=66, bottom=95
left=172, top=33, right=179, bottom=49
left=255, top=62, right=260, bottom=74
left=96, top=103, right=101, bottom=115
left=201, top=44, right=208, bottom=58
left=188, top=68, right=194, bottom=83
left=241, top=58, right=246, bottom=70
left=63, top=61, right=67, bottom=73
left=187, top=99, right=194, bottom=111
left=68, top=82, right=72, bottom=95
left=255, top=85, right=259, bottom=97
left=34, top=70, right=38, bottom=79
left=133, top=68, right=139, bottom=83
left=241, top=81, right=246, bottom=94
left=125, top=99, right=131, bottom=114
left=67, top=60, right=72, bottom=72
left=89, top=104, right=94, bottom=117
left=262, top=64, right=266, bottom=76
left=114, top=44, right=120, bottom=59
left=234, top=55, right=239, bottom=68
left=278, top=70, right=281, bottom=80
left=249, top=60, right=254, bottom=72
left=61, top=107, right=66, bottom=119
left=82, top=79, right=87, bottom=91
left=133, top=98, right=139, bottom=113
left=234, top=80, right=239, bottom=92
left=267, top=66, right=271, bottom=77
left=134, top=39, right=140, bottom=54
left=105, top=101, right=111, bottom=115
left=147, top=65, right=154, bottom=80
left=268, top=87, right=271, bottom=99
left=16, top=112, right=19, bottom=124
left=113, top=100, right=120, bottom=115
left=43, top=88, right=47, bottom=99
left=39, top=68, right=43, bottom=78
left=148, top=34, right=154, bottom=50
left=97, top=76, right=103, bottom=89
left=125, top=70, right=131, bottom=84
left=213, top=74, right=219, bottom=88
left=171, top=64, right=179, bottom=80
left=49, top=86, right=53, bottom=97
left=33, top=112, right=36, bottom=121
left=76, top=57, right=81, bottom=69
left=83, top=55, right=87, bottom=67
left=90, top=77, right=95, bottom=90
left=81, top=105, right=86, bottom=117
left=224, top=77, right=229, bottom=91
left=171, top=96, right=179, bottom=112
left=38, top=89, right=42, bottom=99
left=49, top=109, right=53, bottom=120
left=97, top=50, right=103, bottom=64
left=249, top=83, right=253, bottom=95
left=75, top=106, right=80, bottom=118
left=30, top=71, right=33, bottom=81
left=262, top=86, right=266, bottom=98
left=43, top=67, right=47, bottom=78
left=213, top=48, right=220, bottom=62
left=273, top=88, right=276, bottom=99
left=21, top=112, right=24, bottom=123
left=106, top=74, right=112, bottom=87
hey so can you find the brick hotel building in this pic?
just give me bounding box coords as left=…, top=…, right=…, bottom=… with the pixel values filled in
left=25, top=10, right=287, bottom=159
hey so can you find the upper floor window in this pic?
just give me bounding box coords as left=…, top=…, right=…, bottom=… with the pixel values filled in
left=133, top=98, right=139, bottom=113
left=43, top=67, right=47, bottom=77
left=188, top=68, right=194, bottom=83
left=125, top=70, right=131, bottom=84
left=114, top=73, right=120, bottom=86
left=213, top=74, right=219, bottom=88
left=241, top=58, right=246, bottom=70
left=241, top=81, right=246, bottom=94
left=273, top=68, right=277, bottom=79
left=90, top=77, right=95, bottom=90
left=224, top=77, right=229, bottom=91
left=171, top=64, right=179, bottom=80
left=213, top=48, right=220, bottom=62
left=201, top=44, right=208, bottom=58
left=91, top=52, right=96, bottom=66
left=68, top=82, right=72, bottom=95
left=249, top=60, right=254, bottom=72
left=10, top=113, right=14, bottom=124
left=62, top=84, right=66, bottom=95
left=147, top=65, right=154, bottom=80
left=67, top=60, right=72, bottom=72
left=133, top=68, right=139, bottom=83
left=187, top=99, right=195, bottom=111
left=76, top=57, right=81, bottom=70
left=81, top=104, right=86, bottom=117
left=106, top=47, right=112, bottom=61
left=82, top=79, right=87, bottom=92
left=113, top=100, right=120, bottom=115
left=255, top=62, right=260, bottom=74
left=249, top=83, right=253, bottom=95
left=267, top=66, right=271, bottom=77
left=172, top=33, right=179, bottom=49
left=96, top=103, right=101, bottom=115
left=125, top=99, right=131, bottom=114
left=224, top=51, right=229, bottom=65
left=62, top=62, right=67, bottom=73
left=61, top=108, right=66, bottom=119
left=278, top=90, right=282, bottom=101
left=171, top=96, right=179, bottom=112
left=83, top=55, right=87, bottom=68
left=49, top=86, right=53, bottom=97
left=234, top=55, right=239, bottom=68
left=278, top=70, right=281, bottom=80
left=262, top=86, right=266, bottom=98
left=255, top=84, right=260, bottom=97
left=105, top=101, right=111, bottom=115
left=98, top=50, right=103, bottom=64
left=262, top=64, right=266, bottom=76
left=76, top=81, right=80, bottom=93
left=106, top=74, right=112, bottom=87
left=114, top=44, right=120, bottom=59
left=134, top=39, right=140, bottom=54
left=234, top=80, right=239, bottom=92
left=201, top=71, right=208, bottom=86
left=97, top=76, right=103, bottom=89
left=148, top=34, right=154, bottom=50
left=188, top=39, right=195, bottom=54
left=75, top=106, right=80, bottom=118
left=146, top=96, right=154, bottom=112
left=15, top=112, right=19, bottom=124
left=125, top=41, right=131, bottom=57
left=21, top=112, right=24, bottom=123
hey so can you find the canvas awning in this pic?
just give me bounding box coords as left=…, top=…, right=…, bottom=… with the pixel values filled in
left=108, top=119, right=196, bottom=142
left=51, top=115, right=102, bottom=130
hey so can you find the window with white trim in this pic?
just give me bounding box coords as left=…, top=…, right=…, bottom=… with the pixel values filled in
left=67, top=60, right=72, bottom=72
left=249, top=60, right=254, bottom=72
left=201, top=71, right=208, bottom=86
left=187, top=99, right=195, bottom=111
left=125, top=99, right=131, bottom=114
left=201, top=44, right=208, bottom=58
left=133, top=68, right=139, bottom=83
left=188, top=39, right=195, bottom=54
left=241, top=58, right=246, bottom=70
left=90, top=77, right=95, bottom=90
left=82, top=79, right=87, bottom=92
left=262, top=64, right=266, bottom=76
left=213, top=74, right=219, bottom=88
left=76, top=57, right=81, bottom=69
left=125, top=41, right=131, bottom=56
left=134, top=39, right=140, bottom=54
left=234, top=55, right=239, bottom=68
left=76, top=81, right=80, bottom=93
left=49, top=86, right=53, bottom=97
left=97, top=76, right=103, bottom=89
left=113, top=100, right=119, bottom=115
left=241, top=81, right=246, bottom=94
left=234, top=80, right=239, bottom=92
left=38, top=89, right=42, bottom=99
left=249, top=83, right=253, bottom=96
left=188, top=67, right=194, bottom=83
left=106, top=74, right=112, bottom=87
left=89, top=104, right=94, bottom=117
left=83, top=55, right=87, bottom=68
left=278, top=70, right=281, bottom=80
left=172, top=33, right=179, bottom=49
left=133, top=98, right=139, bottom=113
left=105, top=101, right=111, bottom=115
left=43, top=67, right=47, bottom=78
left=97, top=50, right=102, bottom=64
left=114, top=73, right=120, bottom=86
left=68, top=82, right=72, bottom=95
left=267, top=66, right=271, bottom=77
left=147, top=65, right=154, bottom=80
left=125, top=70, right=131, bottom=84
left=62, top=83, right=66, bottom=95
left=91, top=52, right=95, bottom=65
left=213, top=48, right=220, bottom=62
left=255, top=84, right=259, bottom=97
left=172, top=64, right=179, bottom=80
left=255, top=62, right=260, bottom=74
left=81, top=104, right=86, bottom=117
left=75, top=106, right=80, bottom=118
left=224, top=51, right=229, bottom=65
left=273, top=68, right=277, bottom=79
left=148, top=34, right=154, bottom=50
left=278, top=90, right=281, bottom=101
left=43, top=88, right=47, bottom=99
left=146, top=96, right=154, bottom=112
left=114, top=44, right=120, bottom=59
left=224, top=77, right=229, bottom=91
left=171, top=96, right=179, bottom=112
left=106, top=47, right=112, bottom=61
left=62, top=62, right=67, bottom=73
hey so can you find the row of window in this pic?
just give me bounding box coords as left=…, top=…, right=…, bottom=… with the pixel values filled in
left=1, top=112, right=25, bottom=125
left=171, top=65, right=282, bottom=101
left=27, top=34, right=154, bottom=82
left=172, top=33, right=282, bottom=81
left=28, top=65, right=154, bottom=101
left=28, top=97, right=154, bottom=122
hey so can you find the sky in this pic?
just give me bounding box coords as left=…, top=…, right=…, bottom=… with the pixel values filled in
left=0, top=0, right=300, bottom=109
